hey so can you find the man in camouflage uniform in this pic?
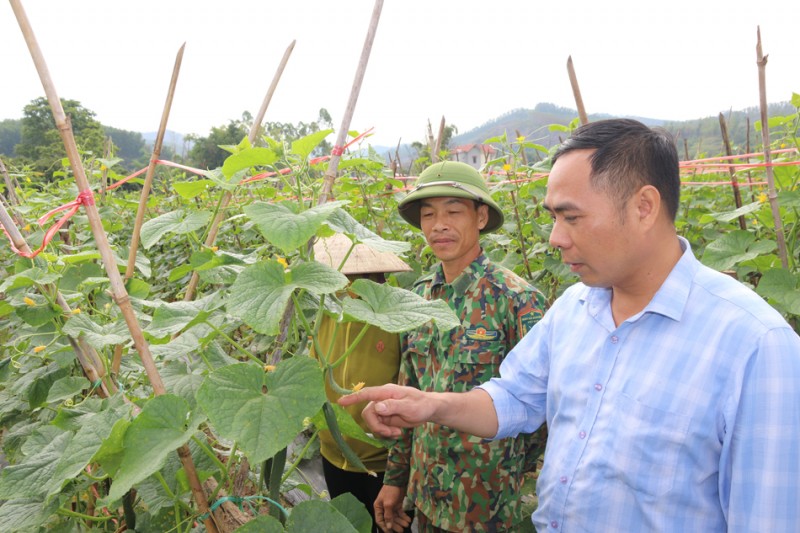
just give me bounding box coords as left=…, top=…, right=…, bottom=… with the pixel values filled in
left=375, top=161, right=547, bottom=532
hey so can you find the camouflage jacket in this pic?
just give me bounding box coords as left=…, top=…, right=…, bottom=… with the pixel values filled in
left=384, top=253, right=547, bottom=532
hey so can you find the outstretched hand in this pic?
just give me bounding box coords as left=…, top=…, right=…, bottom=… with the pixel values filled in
left=338, top=384, right=435, bottom=439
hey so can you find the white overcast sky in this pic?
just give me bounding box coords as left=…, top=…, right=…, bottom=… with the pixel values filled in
left=1, top=0, right=799, bottom=148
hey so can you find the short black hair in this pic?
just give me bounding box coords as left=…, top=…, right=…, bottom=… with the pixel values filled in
left=553, top=119, right=680, bottom=220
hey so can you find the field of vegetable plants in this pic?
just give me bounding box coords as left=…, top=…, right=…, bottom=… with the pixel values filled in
left=0, top=98, right=798, bottom=531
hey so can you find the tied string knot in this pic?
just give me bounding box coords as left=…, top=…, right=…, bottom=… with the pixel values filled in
left=6, top=190, right=96, bottom=259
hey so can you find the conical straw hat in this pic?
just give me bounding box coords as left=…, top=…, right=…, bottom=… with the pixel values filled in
left=313, top=233, right=412, bottom=275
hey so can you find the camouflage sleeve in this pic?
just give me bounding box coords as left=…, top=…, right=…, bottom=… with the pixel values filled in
left=510, top=287, right=548, bottom=472
left=383, top=332, right=415, bottom=487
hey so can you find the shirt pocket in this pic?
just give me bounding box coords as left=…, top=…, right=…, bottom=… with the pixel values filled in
left=449, top=337, right=505, bottom=392
left=603, top=392, right=691, bottom=498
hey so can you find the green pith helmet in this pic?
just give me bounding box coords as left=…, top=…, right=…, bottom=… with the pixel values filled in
left=398, top=161, right=504, bottom=234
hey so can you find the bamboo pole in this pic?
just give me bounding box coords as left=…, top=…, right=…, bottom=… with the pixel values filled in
left=567, top=56, right=589, bottom=126
left=717, top=113, right=747, bottom=230
left=182, top=39, right=296, bottom=303
left=0, top=201, right=113, bottom=396
left=269, top=0, right=384, bottom=367
left=112, top=43, right=185, bottom=377
left=756, top=26, right=789, bottom=270
left=745, top=117, right=756, bottom=203
left=100, top=136, right=111, bottom=199
left=0, top=157, right=21, bottom=207
left=319, top=0, right=384, bottom=204
left=432, top=115, right=445, bottom=163
left=125, top=43, right=185, bottom=281
left=8, top=2, right=217, bottom=530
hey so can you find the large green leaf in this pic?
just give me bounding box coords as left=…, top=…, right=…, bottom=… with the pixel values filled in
left=756, top=268, right=800, bottom=314
left=712, top=201, right=763, bottom=223
left=342, top=279, right=460, bottom=333
left=106, top=394, right=207, bottom=502
left=329, top=493, right=373, bottom=533
left=62, top=313, right=130, bottom=348
left=222, top=147, right=278, bottom=178
left=284, top=499, right=360, bottom=533
left=234, top=515, right=284, bottom=533
left=243, top=201, right=346, bottom=254
left=196, top=358, right=326, bottom=464
left=0, top=267, right=60, bottom=292
left=325, top=209, right=410, bottom=253
left=173, top=179, right=215, bottom=199
left=145, top=295, right=222, bottom=338
left=226, top=260, right=348, bottom=335
left=43, top=407, right=129, bottom=497
left=140, top=209, right=212, bottom=249
left=701, top=231, right=776, bottom=271
left=0, top=431, right=71, bottom=499
left=46, top=376, right=90, bottom=404
left=291, top=129, right=333, bottom=160
left=0, top=497, right=60, bottom=532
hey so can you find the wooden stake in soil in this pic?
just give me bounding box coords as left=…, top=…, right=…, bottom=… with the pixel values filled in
left=125, top=43, right=185, bottom=281
left=0, top=200, right=112, bottom=396
left=182, top=39, right=296, bottom=303
left=717, top=112, right=747, bottom=230
left=9, top=2, right=217, bottom=530
left=756, top=26, right=789, bottom=270
left=319, top=0, right=384, bottom=204
left=567, top=56, right=589, bottom=126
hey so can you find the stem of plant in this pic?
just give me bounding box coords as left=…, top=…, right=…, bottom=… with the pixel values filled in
left=281, top=429, right=319, bottom=484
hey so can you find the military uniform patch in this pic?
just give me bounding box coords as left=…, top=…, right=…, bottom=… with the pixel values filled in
left=465, top=327, right=499, bottom=341
left=518, top=308, right=544, bottom=336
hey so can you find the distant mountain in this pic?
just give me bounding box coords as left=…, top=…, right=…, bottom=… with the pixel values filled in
left=141, top=130, right=192, bottom=158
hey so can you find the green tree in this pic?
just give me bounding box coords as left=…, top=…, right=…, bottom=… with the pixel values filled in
left=0, top=119, right=21, bottom=156
left=104, top=126, right=149, bottom=170
left=186, top=113, right=251, bottom=170
left=16, top=97, right=105, bottom=178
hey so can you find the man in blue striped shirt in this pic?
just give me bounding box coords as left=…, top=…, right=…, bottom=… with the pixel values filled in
left=342, top=118, right=800, bottom=532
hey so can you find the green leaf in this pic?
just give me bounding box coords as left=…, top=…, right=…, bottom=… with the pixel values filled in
left=173, top=179, right=215, bottom=199
left=0, top=267, right=60, bottom=292
left=329, top=492, right=373, bottom=533
left=62, top=313, right=130, bottom=348
left=234, top=515, right=285, bottom=532
left=15, top=301, right=60, bottom=327
left=325, top=209, right=410, bottom=253
left=226, top=260, right=348, bottom=335
left=701, top=230, right=773, bottom=271
left=712, top=201, right=763, bottom=223
left=342, top=279, right=460, bottom=333
left=93, top=417, right=131, bottom=476
left=0, top=497, right=60, bottom=532
left=244, top=201, right=347, bottom=254
left=0, top=431, right=71, bottom=498
left=222, top=147, right=279, bottom=178
left=146, top=295, right=222, bottom=338
left=291, top=129, right=333, bottom=159
left=756, top=268, right=800, bottom=314
left=44, top=406, right=130, bottom=496
left=285, top=499, right=359, bottom=533
left=196, top=358, right=326, bottom=464
left=140, top=209, right=212, bottom=249
left=106, top=394, right=207, bottom=502
left=46, top=376, right=91, bottom=404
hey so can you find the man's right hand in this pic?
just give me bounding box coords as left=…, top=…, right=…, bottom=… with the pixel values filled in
left=338, top=384, right=435, bottom=438
left=374, top=484, right=412, bottom=532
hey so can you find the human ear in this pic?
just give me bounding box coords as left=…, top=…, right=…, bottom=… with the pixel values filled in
left=477, top=204, right=489, bottom=230
left=635, top=185, right=661, bottom=227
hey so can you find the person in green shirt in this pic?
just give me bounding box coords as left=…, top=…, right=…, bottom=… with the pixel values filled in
left=313, top=233, right=413, bottom=533
left=375, top=161, right=548, bottom=532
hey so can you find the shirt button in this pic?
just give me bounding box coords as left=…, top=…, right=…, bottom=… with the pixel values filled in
left=560, top=476, right=568, bottom=484
left=579, top=431, right=586, bottom=439
left=594, top=383, right=602, bottom=391
left=610, top=335, right=619, bottom=343
left=551, top=520, right=559, bottom=529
